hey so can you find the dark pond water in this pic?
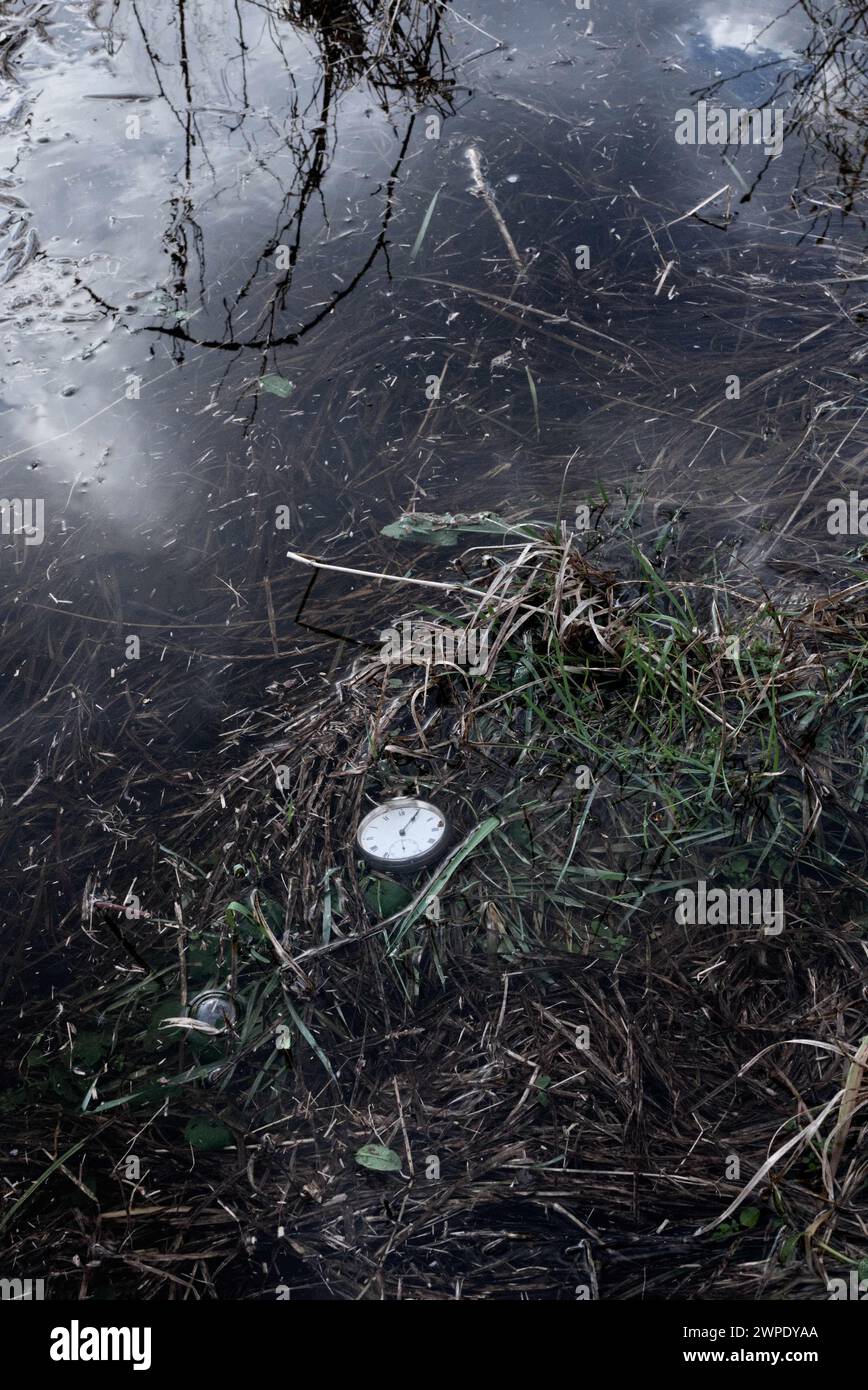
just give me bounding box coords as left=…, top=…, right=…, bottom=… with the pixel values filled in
left=1, top=0, right=866, bottom=932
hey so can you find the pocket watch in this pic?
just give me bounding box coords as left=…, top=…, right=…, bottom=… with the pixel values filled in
left=355, top=796, right=450, bottom=872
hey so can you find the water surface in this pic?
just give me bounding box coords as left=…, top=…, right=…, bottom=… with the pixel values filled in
left=1, top=0, right=865, bottom=932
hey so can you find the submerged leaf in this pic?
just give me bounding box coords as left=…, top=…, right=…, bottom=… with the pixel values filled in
left=259, top=373, right=295, bottom=397
left=381, top=511, right=508, bottom=546
left=362, top=875, right=414, bottom=918
left=355, top=1143, right=402, bottom=1173
left=184, top=1118, right=233, bottom=1152
left=381, top=515, right=458, bottom=546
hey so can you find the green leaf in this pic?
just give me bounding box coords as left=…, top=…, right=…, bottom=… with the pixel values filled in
left=380, top=511, right=507, bottom=547
left=225, top=900, right=260, bottom=938
left=534, top=1074, right=552, bottom=1107
left=226, top=900, right=253, bottom=918
left=362, top=876, right=414, bottom=918
left=259, top=373, right=295, bottom=398
left=381, top=516, right=458, bottom=547
left=183, top=1118, right=233, bottom=1152
left=354, top=1143, right=402, bottom=1173
left=739, top=1206, right=761, bottom=1229
left=780, top=1232, right=799, bottom=1265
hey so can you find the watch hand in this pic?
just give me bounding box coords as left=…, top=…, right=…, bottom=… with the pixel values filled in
left=397, top=809, right=420, bottom=846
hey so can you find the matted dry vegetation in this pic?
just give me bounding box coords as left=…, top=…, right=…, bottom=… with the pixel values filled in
left=2, top=516, right=865, bottom=1300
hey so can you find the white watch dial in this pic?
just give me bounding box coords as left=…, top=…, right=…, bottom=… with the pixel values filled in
left=358, top=801, right=447, bottom=863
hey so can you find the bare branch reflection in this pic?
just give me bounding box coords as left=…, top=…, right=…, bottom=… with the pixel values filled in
left=82, top=0, right=455, bottom=356
left=700, top=1, right=868, bottom=237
